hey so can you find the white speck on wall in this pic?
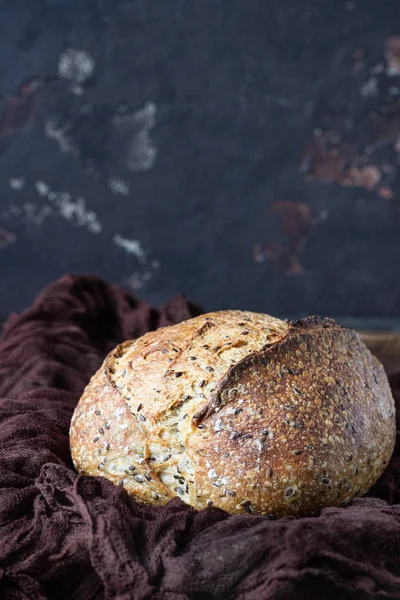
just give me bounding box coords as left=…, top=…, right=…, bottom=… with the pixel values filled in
left=2, top=202, right=54, bottom=227
left=58, top=48, right=95, bottom=85
left=113, top=234, right=145, bottom=261
left=125, top=271, right=153, bottom=291
left=35, top=181, right=50, bottom=197
left=3, top=178, right=104, bottom=236
left=15, top=180, right=103, bottom=234
left=9, top=177, right=25, bottom=191
left=44, top=119, right=76, bottom=155
left=360, top=77, right=378, bottom=98
left=71, top=85, right=84, bottom=96
left=371, top=63, right=384, bottom=75
left=26, top=203, right=54, bottom=226
left=151, top=260, right=160, bottom=269
left=56, top=195, right=102, bottom=233
left=318, top=209, right=330, bottom=222
left=108, top=177, right=130, bottom=196
left=387, top=64, right=400, bottom=77
left=113, top=101, right=157, bottom=171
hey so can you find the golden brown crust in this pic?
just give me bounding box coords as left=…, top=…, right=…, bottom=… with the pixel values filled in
left=70, top=311, right=396, bottom=517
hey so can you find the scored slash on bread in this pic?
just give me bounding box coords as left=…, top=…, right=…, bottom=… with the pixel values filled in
left=70, top=311, right=395, bottom=517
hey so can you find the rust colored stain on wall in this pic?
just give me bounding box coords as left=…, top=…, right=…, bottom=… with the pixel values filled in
left=0, top=78, right=45, bottom=138
left=385, top=36, right=400, bottom=76
left=0, top=227, right=16, bottom=247
left=253, top=201, right=314, bottom=276
left=300, top=134, right=382, bottom=191
left=300, top=37, right=400, bottom=201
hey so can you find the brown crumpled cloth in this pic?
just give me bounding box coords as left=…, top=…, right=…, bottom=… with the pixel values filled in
left=1, top=276, right=400, bottom=600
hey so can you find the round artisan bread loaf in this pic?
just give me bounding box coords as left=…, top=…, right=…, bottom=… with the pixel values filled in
left=70, top=311, right=396, bottom=517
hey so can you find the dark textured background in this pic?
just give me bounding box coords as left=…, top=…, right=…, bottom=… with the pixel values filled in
left=1, top=0, right=400, bottom=320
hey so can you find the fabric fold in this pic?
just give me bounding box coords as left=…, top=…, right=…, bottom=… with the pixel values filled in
left=1, top=275, right=400, bottom=599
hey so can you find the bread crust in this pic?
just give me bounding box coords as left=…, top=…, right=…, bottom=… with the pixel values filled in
left=70, top=311, right=395, bottom=517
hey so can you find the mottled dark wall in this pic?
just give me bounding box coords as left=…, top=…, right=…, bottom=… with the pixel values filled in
left=1, top=0, right=400, bottom=319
